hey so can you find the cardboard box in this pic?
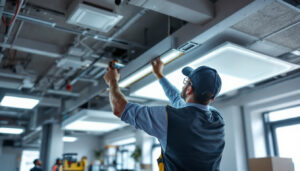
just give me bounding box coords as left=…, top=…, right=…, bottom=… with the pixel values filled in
left=249, top=157, right=294, bottom=171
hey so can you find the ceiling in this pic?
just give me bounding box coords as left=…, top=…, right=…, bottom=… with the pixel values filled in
left=0, top=0, right=299, bottom=145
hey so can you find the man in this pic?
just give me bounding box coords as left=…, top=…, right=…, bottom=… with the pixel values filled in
left=52, top=158, right=62, bottom=171
left=103, top=58, right=225, bottom=170
left=30, top=159, right=42, bottom=171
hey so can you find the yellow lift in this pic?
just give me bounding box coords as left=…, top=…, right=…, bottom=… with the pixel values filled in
left=62, top=153, right=87, bottom=171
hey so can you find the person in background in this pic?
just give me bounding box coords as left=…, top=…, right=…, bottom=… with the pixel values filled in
left=52, top=158, right=62, bottom=171
left=30, top=159, right=42, bottom=171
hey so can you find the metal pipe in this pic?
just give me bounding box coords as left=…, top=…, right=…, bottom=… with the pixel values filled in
left=2, top=0, right=26, bottom=52
left=46, top=89, right=80, bottom=98
left=2, top=10, right=146, bottom=50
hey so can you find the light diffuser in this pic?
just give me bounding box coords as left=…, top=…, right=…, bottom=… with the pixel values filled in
left=132, top=43, right=298, bottom=100
left=63, top=136, right=78, bottom=142
left=0, top=127, right=24, bottom=134
left=119, top=49, right=183, bottom=88
left=62, top=109, right=126, bottom=134
left=0, top=95, right=40, bottom=109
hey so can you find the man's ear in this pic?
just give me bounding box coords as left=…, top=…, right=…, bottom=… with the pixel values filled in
left=210, top=97, right=215, bottom=103
left=186, top=85, right=193, bottom=95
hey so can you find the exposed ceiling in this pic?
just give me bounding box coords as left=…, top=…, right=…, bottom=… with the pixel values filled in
left=0, top=0, right=299, bottom=145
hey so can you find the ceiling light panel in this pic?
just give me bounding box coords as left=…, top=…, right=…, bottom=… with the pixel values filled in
left=132, top=43, right=298, bottom=100
left=0, top=94, right=40, bottom=109
left=63, top=136, right=78, bottom=142
left=119, top=49, right=183, bottom=88
left=67, top=3, right=123, bottom=33
left=0, top=127, right=24, bottom=134
left=62, top=109, right=126, bottom=134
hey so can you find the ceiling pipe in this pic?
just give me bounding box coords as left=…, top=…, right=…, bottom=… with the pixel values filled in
left=1, top=0, right=25, bottom=54
left=2, top=10, right=147, bottom=50
left=46, top=89, right=80, bottom=98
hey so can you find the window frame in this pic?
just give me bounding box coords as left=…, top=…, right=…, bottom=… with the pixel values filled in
left=264, top=105, right=300, bottom=156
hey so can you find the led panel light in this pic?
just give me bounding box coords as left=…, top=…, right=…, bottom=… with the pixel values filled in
left=119, top=49, right=184, bottom=88
left=62, top=109, right=126, bottom=134
left=67, top=3, right=123, bottom=32
left=132, top=42, right=298, bottom=100
left=0, top=94, right=40, bottom=109
left=63, top=136, right=78, bottom=142
left=0, top=127, right=24, bottom=134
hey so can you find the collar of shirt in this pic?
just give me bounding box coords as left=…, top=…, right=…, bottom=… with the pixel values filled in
left=186, top=103, right=209, bottom=111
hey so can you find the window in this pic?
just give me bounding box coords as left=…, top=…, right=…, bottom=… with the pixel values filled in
left=152, top=138, right=161, bottom=171
left=20, top=150, right=40, bottom=171
left=264, top=105, right=300, bottom=171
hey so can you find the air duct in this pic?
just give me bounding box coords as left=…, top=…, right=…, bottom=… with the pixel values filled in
left=128, top=0, right=213, bottom=24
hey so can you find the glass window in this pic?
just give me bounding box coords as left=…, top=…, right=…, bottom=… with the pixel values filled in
left=275, top=124, right=300, bottom=171
left=269, top=106, right=300, bottom=122
left=20, top=150, right=40, bottom=171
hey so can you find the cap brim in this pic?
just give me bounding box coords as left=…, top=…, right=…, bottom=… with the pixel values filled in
left=182, top=66, right=193, bottom=76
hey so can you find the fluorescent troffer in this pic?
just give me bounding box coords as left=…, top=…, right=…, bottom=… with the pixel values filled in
left=0, top=127, right=24, bottom=134
left=0, top=94, right=40, bottom=109
left=119, top=49, right=184, bottom=88
left=132, top=42, right=298, bottom=100
left=63, top=136, right=78, bottom=142
left=67, top=3, right=123, bottom=33
left=62, top=109, right=126, bottom=134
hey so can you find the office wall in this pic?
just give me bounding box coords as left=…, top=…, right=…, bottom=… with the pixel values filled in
left=63, top=134, right=102, bottom=163
left=214, top=75, right=300, bottom=171
left=0, top=147, right=22, bottom=171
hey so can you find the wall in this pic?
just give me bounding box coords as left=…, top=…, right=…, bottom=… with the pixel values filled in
left=214, top=75, right=300, bottom=170
left=63, top=134, right=102, bottom=163
left=0, top=147, right=22, bottom=171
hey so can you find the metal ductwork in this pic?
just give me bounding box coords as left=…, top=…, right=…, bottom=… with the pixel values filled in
left=127, top=0, right=214, bottom=24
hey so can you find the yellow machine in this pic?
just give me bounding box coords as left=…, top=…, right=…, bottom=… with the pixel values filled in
left=62, top=153, right=87, bottom=171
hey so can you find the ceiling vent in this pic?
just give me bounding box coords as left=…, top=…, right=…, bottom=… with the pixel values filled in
left=67, top=1, right=123, bottom=32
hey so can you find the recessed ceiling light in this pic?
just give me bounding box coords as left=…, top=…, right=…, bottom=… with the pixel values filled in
left=0, top=127, right=24, bottom=134
left=62, top=109, right=125, bottom=134
left=291, top=50, right=300, bottom=56
left=119, top=49, right=184, bottom=88
left=131, top=42, right=298, bottom=100
left=0, top=94, right=40, bottom=109
left=63, top=136, right=78, bottom=142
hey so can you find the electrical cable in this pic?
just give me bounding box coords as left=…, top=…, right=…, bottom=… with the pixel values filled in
left=1, top=0, right=21, bottom=27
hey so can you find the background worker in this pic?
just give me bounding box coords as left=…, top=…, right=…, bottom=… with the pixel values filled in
left=103, top=58, right=225, bottom=170
left=52, top=158, right=62, bottom=171
left=30, top=159, right=42, bottom=171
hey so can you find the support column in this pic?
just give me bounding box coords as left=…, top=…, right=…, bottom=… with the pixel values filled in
left=135, top=130, right=153, bottom=171
left=40, top=123, right=64, bottom=171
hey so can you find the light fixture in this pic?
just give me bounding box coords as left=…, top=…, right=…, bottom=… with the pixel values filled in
left=67, top=2, right=123, bottom=32
left=63, top=136, right=78, bottom=142
left=292, top=50, right=300, bottom=56
left=62, top=109, right=126, bottom=134
left=119, top=49, right=184, bottom=88
left=131, top=42, right=299, bottom=100
left=0, top=126, right=24, bottom=134
left=0, top=94, right=40, bottom=109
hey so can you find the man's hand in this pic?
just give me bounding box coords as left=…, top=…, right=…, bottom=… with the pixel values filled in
left=151, top=57, right=164, bottom=79
left=103, top=67, right=120, bottom=86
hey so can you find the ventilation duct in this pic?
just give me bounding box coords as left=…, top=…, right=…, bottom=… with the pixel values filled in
left=127, top=0, right=213, bottom=24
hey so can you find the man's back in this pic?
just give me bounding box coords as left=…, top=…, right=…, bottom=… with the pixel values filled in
left=162, top=105, right=225, bottom=171
left=30, top=166, right=42, bottom=171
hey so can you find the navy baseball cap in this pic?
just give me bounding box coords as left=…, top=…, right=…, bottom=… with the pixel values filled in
left=182, top=66, right=222, bottom=98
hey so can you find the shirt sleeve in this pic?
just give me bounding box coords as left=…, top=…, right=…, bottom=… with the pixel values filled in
left=121, top=103, right=167, bottom=149
left=159, top=77, right=186, bottom=108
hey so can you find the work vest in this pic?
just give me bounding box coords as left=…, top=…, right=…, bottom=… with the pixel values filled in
left=158, top=105, right=225, bottom=171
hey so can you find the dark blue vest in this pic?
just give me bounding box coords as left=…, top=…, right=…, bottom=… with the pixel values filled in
left=162, top=105, right=225, bottom=171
